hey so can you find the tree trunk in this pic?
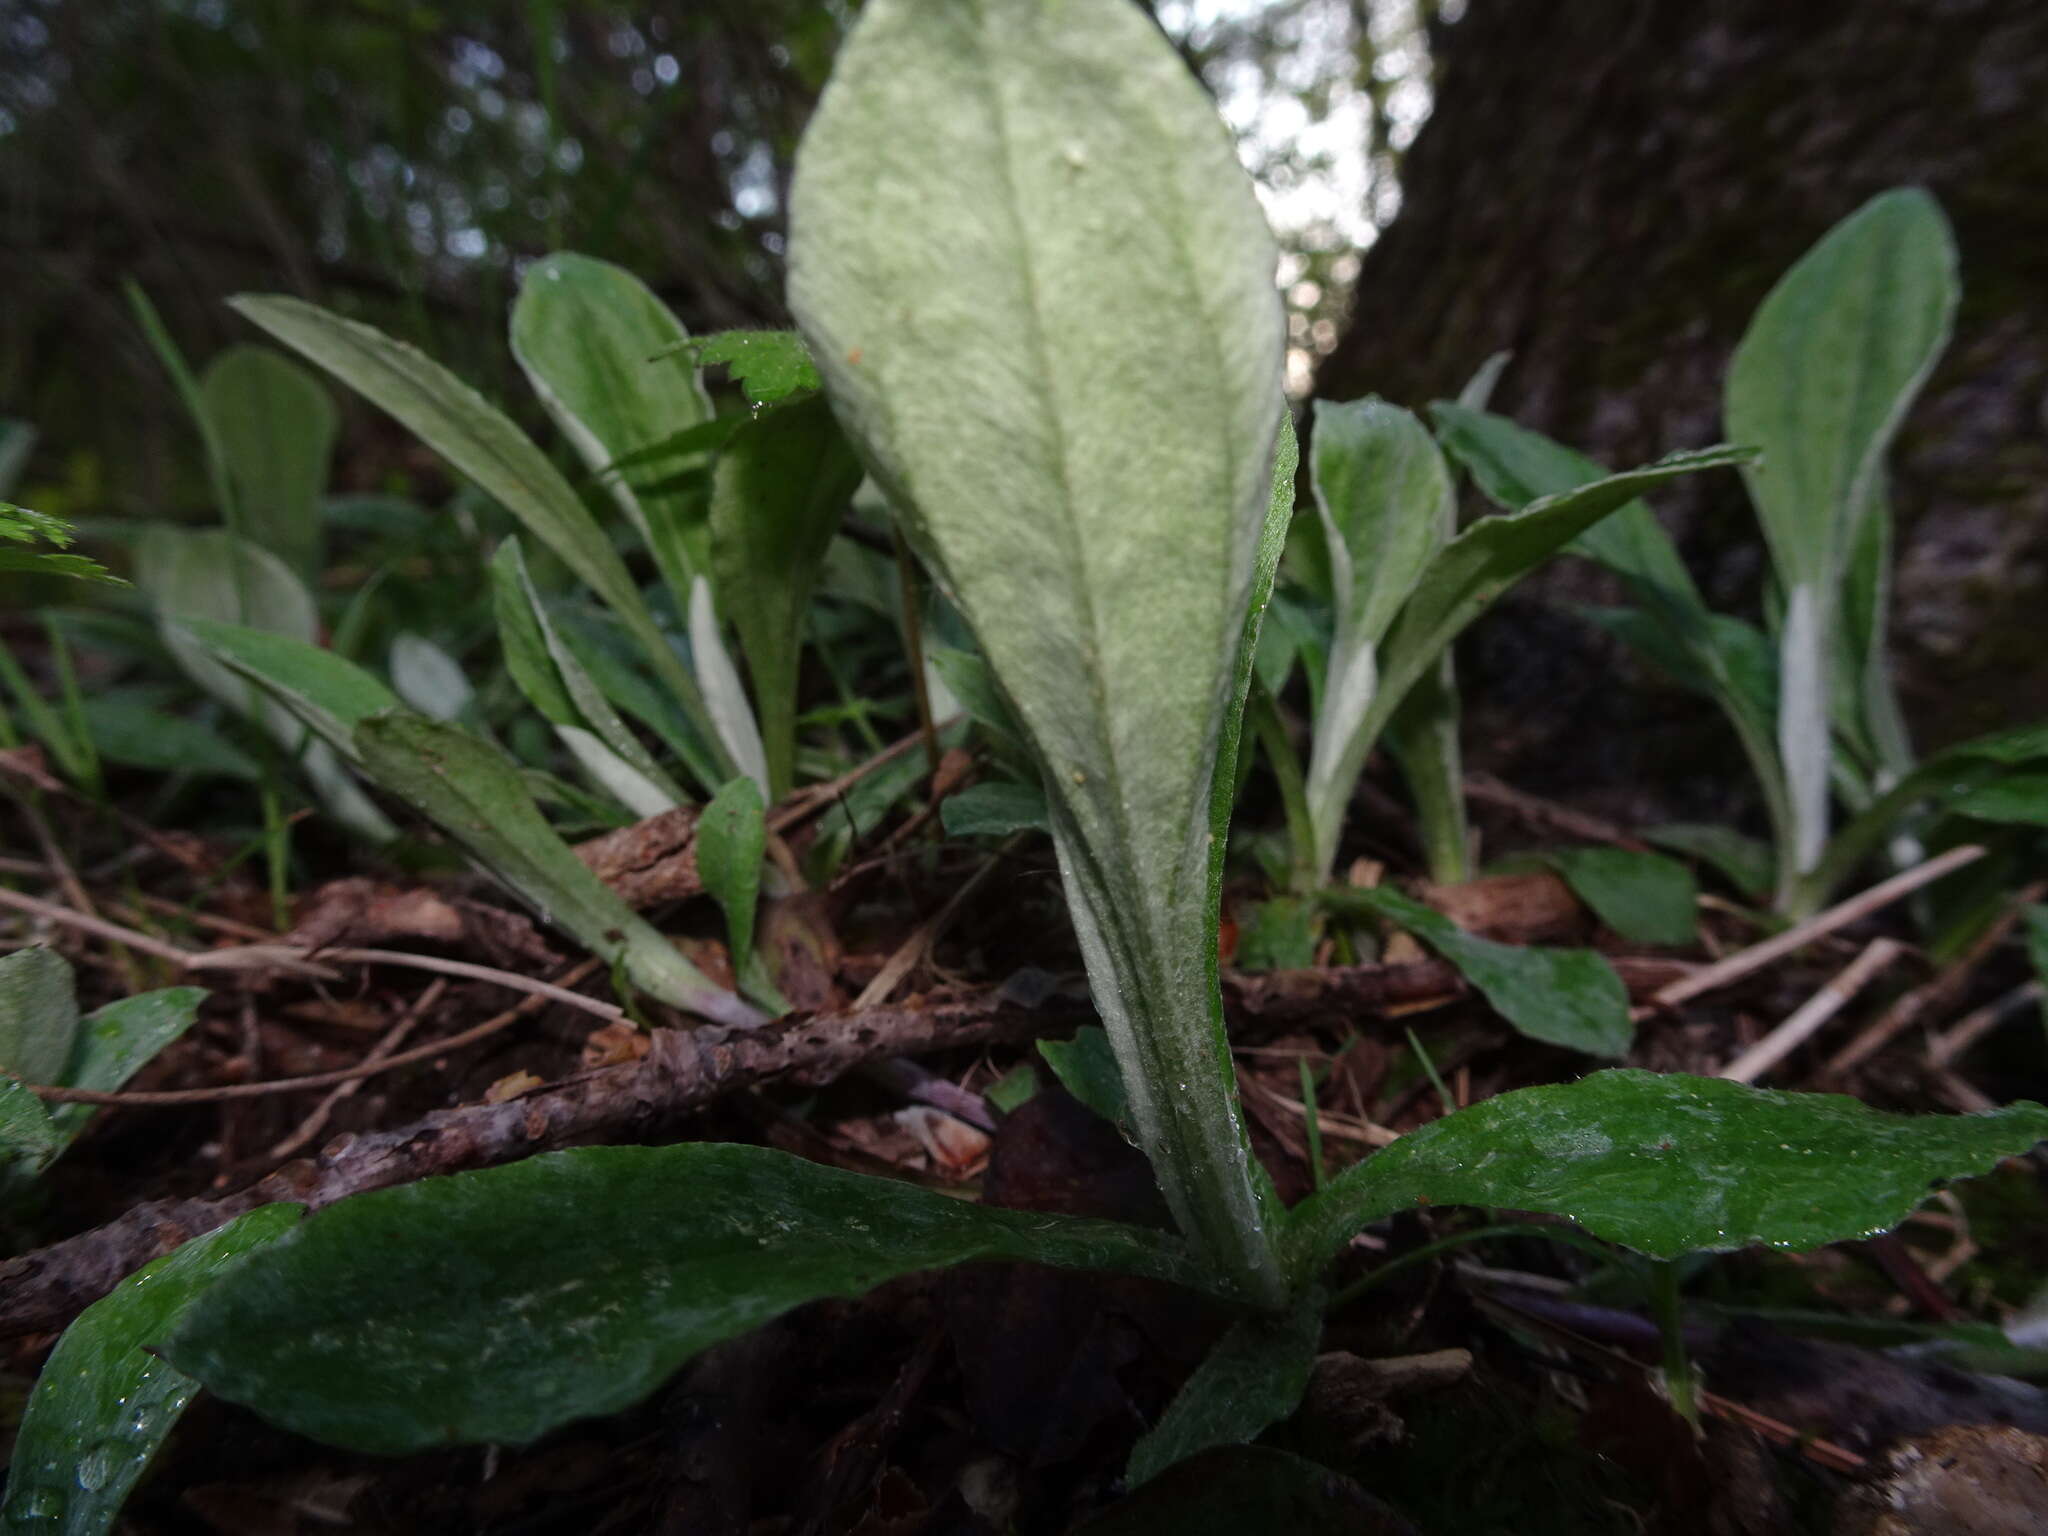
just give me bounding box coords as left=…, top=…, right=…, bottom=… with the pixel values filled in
left=1318, top=0, right=2048, bottom=825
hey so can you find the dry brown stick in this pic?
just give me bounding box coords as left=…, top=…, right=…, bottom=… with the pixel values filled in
left=1823, top=880, right=2047, bottom=1081
left=1926, top=981, right=2046, bottom=1070
left=1651, top=845, right=1983, bottom=1012
left=267, top=978, right=449, bottom=1161
left=192, top=945, right=622, bottom=1020
left=22, top=959, right=606, bottom=1106
left=0, top=958, right=1491, bottom=1341
left=1460, top=773, right=1651, bottom=852
left=1716, top=937, right=1906, bottom=1085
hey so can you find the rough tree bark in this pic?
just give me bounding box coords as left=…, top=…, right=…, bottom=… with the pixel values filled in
left=1318, top=0, right=2048, bottom=825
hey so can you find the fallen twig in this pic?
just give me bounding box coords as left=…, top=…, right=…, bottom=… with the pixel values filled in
left=1717, top=938, right=1906, bottom=1085
left=1652, top=845, right=1982, bottom=1012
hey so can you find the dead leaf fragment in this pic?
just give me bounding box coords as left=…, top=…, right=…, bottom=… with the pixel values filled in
left=483, top=1069, right=546, bottom=1104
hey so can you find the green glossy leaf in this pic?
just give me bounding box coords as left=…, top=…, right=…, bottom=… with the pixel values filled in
left=1303, top=399, right=1454, bottom=875
left=789, top=0, right=1289, bottom=1298
left=510, top=252, right=712, bottom=583
left=199, top=345, right=338, bottom=581
left=1645, top=823, right=1775, bottom=901
left=1726, top=190, right=1957, bottom=879
left=708, top=394, right=864, bottom=797
left=695, top=776, right=783, bottom=1012
left=77, top=691, right=261, bottom=781
left=1951, top=773, right=2048, bottom=826
left=1127, top=1287, right=1323, bottom=1486
left=4, top=1205, right=301, bottom=1536
left=941, top=779, right=1050, bottom=839
left=1337, top=886, right=1632, bottom=1058
left=351, top=711, right=759, bottom=1029
left=1543, top=847, right=1698, bottom=948
left=0, top=946, right=78, bottom=1086
left=1284, top=1069, right=2048, bottom=1280
left=1076, top=1447, right=1412, bottom=1536
left=682, top=330, right=821, bottom=405
left=1038, top=1026, right=1131, bottom=1131
left=51, top=987, right=206, bottom=1147
left=163, top=1144, right=1228, bottom=1456
left=229, top=294, right=728, bottom=774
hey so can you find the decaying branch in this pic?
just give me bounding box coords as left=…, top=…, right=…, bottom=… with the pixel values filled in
left=0, top=959, right=1495, bottom=1341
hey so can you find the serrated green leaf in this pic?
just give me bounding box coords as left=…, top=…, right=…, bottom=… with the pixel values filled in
left=510, top=252, right=713, bottom=584
left=199, top=345, right=338, bottom=581
left=4, top=1206, right=301, bottom=1536
left=940, top=779, right=1049, bottom=839
left=229, top=294, right=729, bottom=777
left=351, top=711, right=759, bottom=1028
left=1726, top=190, right=1957, bottom=880
left=163, top=1144, right=1229, bottom=1456
left=683, top=330, right=820, bottom=404
left=0, top=946, right=78, bottom=1087
left=790, top=0, right=1293, bottom=1299
left=1336, top=885, right=1632, bottom=1058
left=1543, top=847, right=1699, bottom=948
left=1284, top=1070, right=2048, bottom=1280
left=0, top=503, right=125, bottom=586
left=1127, top=1286, right=1324, bottom=1487
left=709, top=394, right=864, bottom=797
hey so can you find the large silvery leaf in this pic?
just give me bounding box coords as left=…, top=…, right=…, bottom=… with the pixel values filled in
left=509, top=252, right=713, bottom=565
left=1725, top=190, right=1957, bottom=883
left=2, top=1206, right=300, bottom=1536
left=789, top=0, right=1288, bottom=1299
left=351, top=711, right=761, bottom=1029
left=163, top=1144, right=1229, bottom=1456
left=1284, top=1070, right=2048, bottom=1283
left=1304, top=398, right=1455, bottom=876
left=199, top=344, right=338, bottom=581
left=229, top=294, right=729, bottom=777
left=708, top=394, right=863, bottom=797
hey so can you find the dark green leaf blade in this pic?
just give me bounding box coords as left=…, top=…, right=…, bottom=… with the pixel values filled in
left=1284, top=1070, right=2048, bottom=1279
left=1338, top=886, right=1632, bottom=1058
left=4, top=1205, right=301, bottom=1536
left=1543, top=847, right=1698, bottom=948
left=0, top=946, right=79, bottom=1086
left=940, top=780, right=1049, bottom=838
left=1126, top=1287, right=1324, bottom=1486
left=162, top=1144, right=1229, bottom=1456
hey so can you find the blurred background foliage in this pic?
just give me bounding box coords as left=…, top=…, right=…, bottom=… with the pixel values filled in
left=0, top=0, right=1449, bottom=524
